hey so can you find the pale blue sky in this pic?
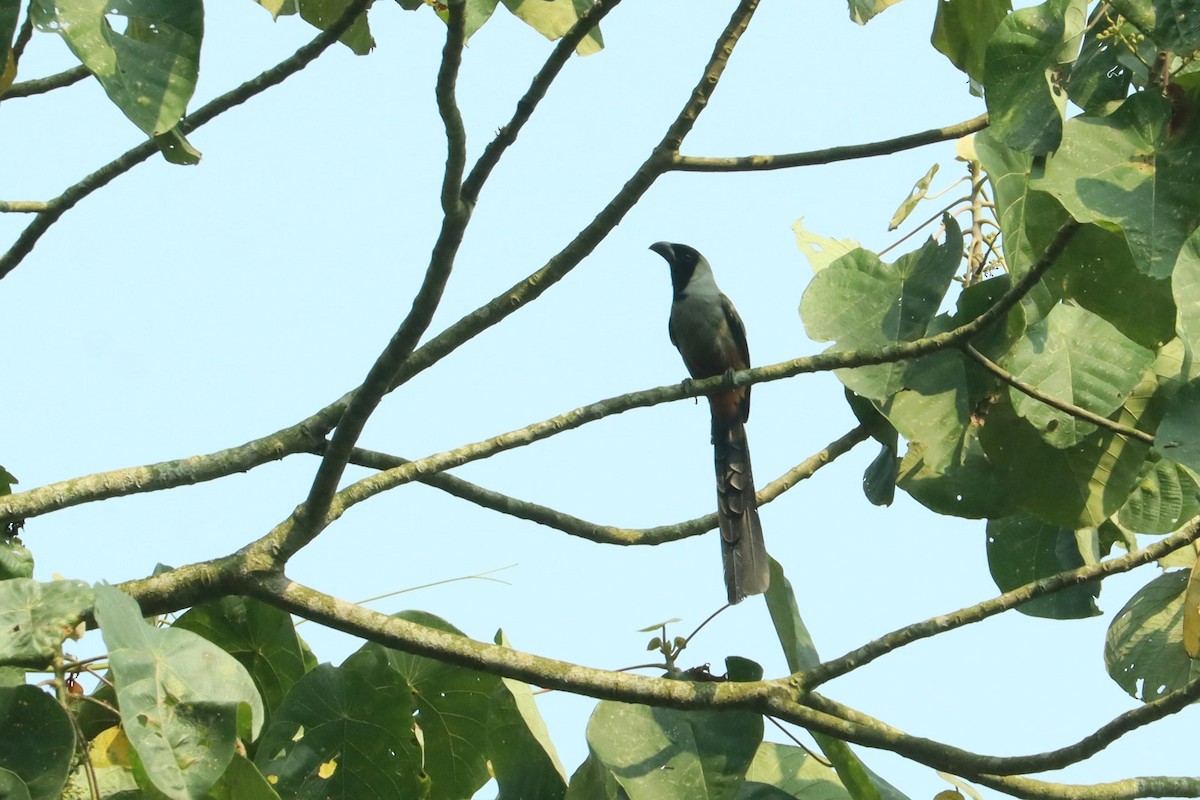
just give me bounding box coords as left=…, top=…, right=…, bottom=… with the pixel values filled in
left=4, top=0, right=1191, bottom=795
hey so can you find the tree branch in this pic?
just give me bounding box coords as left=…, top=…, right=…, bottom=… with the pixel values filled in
left=0, top=201, right=51, bottom=212
left=0, top=404, right=343, bottom=525
left=802, top=520, right=1200, bottom=689
left=460, top=0, right=620, bottom=204
left=671, top=113, right=989, bottom=172
left=962, top=344, right=1155, bottom=444
left=0, top=0, right=377, bottom=280
left=0, top=65, right=90, bottom=100
left=384, top=0, right=763, bottom=396
left=274, top=0, right=472, bottom=563
left=970, top=773, right=1200, bottom=800
left=330, top=423, right=869, bottom=545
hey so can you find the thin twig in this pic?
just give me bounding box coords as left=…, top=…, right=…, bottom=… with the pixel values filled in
left=329, top=424, right=869, bottom=546
left=0, top=405, right=341, bottom=525
left=801, top=520, right=1200, bottom=689
left=671, top=114, right=989, bottom=172
left=0, top=0, right=377, bottom=279
left=0, top=64, right=89, bottom=99
left=963, top=344, right=1155, bottom=444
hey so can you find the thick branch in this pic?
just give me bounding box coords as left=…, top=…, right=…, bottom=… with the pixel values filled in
left=970, top=774, right=1200, bottom=800
left=0, top=405, right=343, bottom=525
left=963, top=344, right=1154, bottom=444
left=671, top=114, right=989, bottom=172
left=276, top=0, right=472, bottom=563
left=334, top=424, right=869, bottom=545
left=0, top=0, right=377, bottom=280
left=802, top=520, right=1200, bottom=689
left=0, top=201, right=51, bottom=212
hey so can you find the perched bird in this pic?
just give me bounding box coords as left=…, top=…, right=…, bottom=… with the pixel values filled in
left=649, top=242, right=769, bottom=604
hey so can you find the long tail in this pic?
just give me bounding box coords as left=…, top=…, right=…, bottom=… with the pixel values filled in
left=713, top=419, right=769, bottom=603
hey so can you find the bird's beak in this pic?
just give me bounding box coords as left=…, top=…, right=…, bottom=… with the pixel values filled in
left=649, top=242, right=674, bottom=262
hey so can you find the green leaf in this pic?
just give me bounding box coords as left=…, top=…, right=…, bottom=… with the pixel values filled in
left=999, top=304, right=1155, bottom=448
left=986, top=514, right=1100, bottom=618
left=0, top=0, right=17, bottom=78
left=1172, top=225, right=1200, bottom=355
left=887, top=164, right=939, bottom=231
left=765, top=558, right=820, bottom=673
left=155, top=128, right=202, bottom=165
left=31, top=0, right=203, bottom=137
left=427, top=0, right=499, bottom=41
left=296, top=0, right=373, bottom=54
left=974, top=130, right=1070, bottom=313
left=931, top=0, right=1012, bottom=83
left=489, top=631, right=568, bottom=800
left=845, top=390, right=898, bottom=506
left=500, top=0, right=602, bottom=55
left=0, top=466, right=15, bottom=495
left=1105, top=569, right=1200, bottom=701
left=1119, top=454, right=1200, bottom=534
left=983, top=0, right=1086, bottom=155
left=793, top=217, right=860, bottom=274
left=93, top=584, right=264, bottom=800
left=0, top=770, right=30, bottom=800
left=254, top=662, right=428, bottom=800
left=584, top=696, right=762, bottom=800
left=564, top=752, right=625, bottom=800
left=978, top=372, right=1154, bottom=528
left=342, top=611, right=496, bottom=800
left=1155, top=378, right=1200, bottom=471
left=173, top=596, right=310, bottom=728
left=846, top=0, right=903, bottom=25
left=0, top=685, right=75, bottom=800
left=1056, top=224, right=1175, bottom=349
left=1067, top=7, right=1133, bottom=113
left=799, top=217, right=963, bottom=401
left=880, top=351, right=973, bottom=473
left=206, top=754, right=280, bottom=800
left=0, top=537, right=33, bottom=580
left=1033, top=90, right=1200, bottom=278
left=739, top=742, right=849, bottom=799
left=0, top=579, right=92, bottom=669
left=898, top=434, right=1017, bottom=519
left=1153, top=0, right=1200, bottom=51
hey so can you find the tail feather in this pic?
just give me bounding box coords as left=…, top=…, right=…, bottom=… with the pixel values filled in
left=713, top=420, right=769, bottom=603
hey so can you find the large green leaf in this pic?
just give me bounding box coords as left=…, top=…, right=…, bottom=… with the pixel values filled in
left=986, top=514, right=1100, bottom=618
left=94, top=584, right=263, bottom=800
left=1067, top=7, right=1133, bottom=113
left=972, top=132, right=1067, bottom=318
left=1119, top=454, right=1200, bottom=534
left=564, top=752, right=625, bottom=800
left=738, top=742, right=848, bottom=800
left=999, top=304, right=1155, bottom=448
left=0, top=770, right=30, bottom=800
left=1056, top=224, right=1175, bottom=349
left=0, top=685, right=75, bottom=800
left=1033, top=91, right=1200, bottom=278
left=500, top=0, right=602, bottom=54
left=297, top=0, right=373, bottom=54
left=1152, top=0, right=1200, bottom=51
left=0, top=537, right=33, bottom=580
left=983, top=0, right=1086, bottom=155
left=585, top=688, right=763, bottom=800
left=1105, top=569, right=1200, bottom=701
left=489, top=631, right=568, bottom=800
left=1155, top=378, right=1200, bottom=471
left=931, top=0, right=1012, bottom=83
left=978, top=370, right=1154, bottom=528
left=31, top=0, right=202, bottom=136
left=799, top=218, right=962, bottom=401
left=0, top=579, right=92, bottom=669
left=255, top=662, right=428, bottom=799
left=342, top=611, right=496, bottom=800
left=173, top=596, right=310, bottom=728
left=793, top=218, right=861, bottom=274
left=1172, top=226, right=1200, bottom=355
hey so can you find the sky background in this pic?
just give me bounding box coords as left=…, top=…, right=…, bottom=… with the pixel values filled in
left=3, top=0, right=1194, bottom=796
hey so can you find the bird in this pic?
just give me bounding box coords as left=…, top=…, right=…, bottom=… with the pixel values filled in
left=649, top=241, right=769, bottom=604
